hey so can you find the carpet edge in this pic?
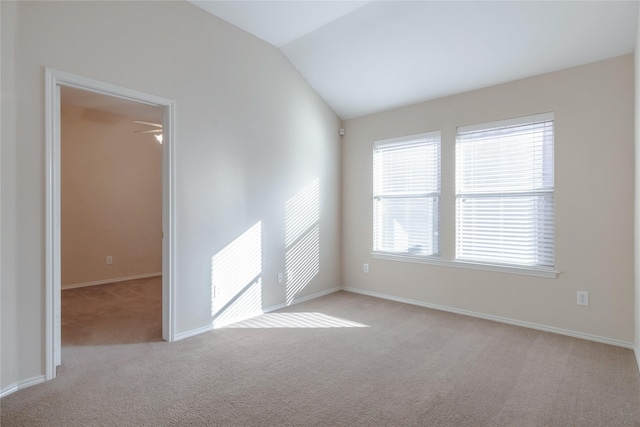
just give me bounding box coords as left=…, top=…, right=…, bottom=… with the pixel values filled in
left=62, top=273, right=162, bottom=290
left=173, top=287, right=342, bottom=341
left=0, top=375, right=45, bottom=399
left=342, top=286, right=634, bottom=349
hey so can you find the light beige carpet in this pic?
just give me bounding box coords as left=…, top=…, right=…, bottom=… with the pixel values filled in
left=61, top=276, right=162, bottom=346
left=2, top=285, right=639, bottom=426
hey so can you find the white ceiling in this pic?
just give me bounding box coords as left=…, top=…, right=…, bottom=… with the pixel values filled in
left=192, top=0, right=369, bottom=47
left=191, top=0, right=638, bottom=120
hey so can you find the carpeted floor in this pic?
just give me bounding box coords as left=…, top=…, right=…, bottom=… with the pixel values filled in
left=61, top=276, right=162, bottom=346
left=1, top=282, right=639, bottom=426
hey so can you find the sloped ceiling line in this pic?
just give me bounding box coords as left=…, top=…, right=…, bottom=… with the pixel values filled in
left=191, top=1, right=638, bottom=120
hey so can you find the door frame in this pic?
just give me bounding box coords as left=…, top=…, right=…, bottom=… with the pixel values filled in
left=44, top=68, right=176, bottom=380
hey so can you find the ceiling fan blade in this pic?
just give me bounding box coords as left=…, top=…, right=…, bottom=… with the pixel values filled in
left=134, top=129, right=163, bottom=134
left=131, top=120, right=162, bottom=127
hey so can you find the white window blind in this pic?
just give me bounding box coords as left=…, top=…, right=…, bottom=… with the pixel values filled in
left=455, top=113, right=554, bottom=268
left=373, top=132, right=440, bottom=257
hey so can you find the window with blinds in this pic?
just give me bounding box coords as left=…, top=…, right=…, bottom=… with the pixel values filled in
left=455, top=113, right=554, bottom=268
left=373, top=132, right=440, bottom=257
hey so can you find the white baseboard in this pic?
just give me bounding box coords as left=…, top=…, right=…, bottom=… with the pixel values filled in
left=635, top=344, right=640, bottom=372
left=174, top=324, right=214, bottom=341
left=62, top=272, right=162, bottom=290
left=342, top=286, right=634, bottom=349
left=0, top=375, right=45, bottom=399
left=173, top=287, right=341, bottom=341
left=264, top=287, right=341, bottom=313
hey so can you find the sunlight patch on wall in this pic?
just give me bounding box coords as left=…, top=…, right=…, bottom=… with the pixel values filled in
left=213, top=279, right=262, bottom=328
left=285, top=179, right=320, bottom=304
left=211, top=222, right=263, bottom=327
left=285, top=178, right=319, bottom=247
left=224, top=312, right=368, bottom=328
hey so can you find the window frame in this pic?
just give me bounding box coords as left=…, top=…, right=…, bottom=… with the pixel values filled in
left=369, top=113, right=558, bottom=279
left=372, top=131, right=441, bottom=259
left=454, top=112, right=556, bottom=274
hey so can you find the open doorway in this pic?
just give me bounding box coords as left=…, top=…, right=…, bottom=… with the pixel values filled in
left=60, top=87, right=163, bottom=347
left=45, top=69, right=176, bottom=380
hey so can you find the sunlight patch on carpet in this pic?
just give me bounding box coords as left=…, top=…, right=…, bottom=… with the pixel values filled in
left=223, top=312, right=368, bottom=328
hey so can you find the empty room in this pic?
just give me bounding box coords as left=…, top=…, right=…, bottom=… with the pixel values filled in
left=1, top=1, right=640, bottom=426
left=60, top=87, right=165, bottom=348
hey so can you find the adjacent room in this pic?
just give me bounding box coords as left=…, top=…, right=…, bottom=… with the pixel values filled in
left=2, top=1, right=640, bottom=425
left=60, top=87, right=164, bottom=348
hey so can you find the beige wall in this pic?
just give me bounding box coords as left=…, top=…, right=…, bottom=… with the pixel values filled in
left=61, top=105, right=162, bottom=286
left=1, top=0, right=19, bottom=394
left=343, top=55, right=635, bottom=343
left=1, top=1, right=342, bottom=391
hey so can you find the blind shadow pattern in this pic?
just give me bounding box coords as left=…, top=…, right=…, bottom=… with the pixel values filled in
left=285, top=178, right=320, bottom=305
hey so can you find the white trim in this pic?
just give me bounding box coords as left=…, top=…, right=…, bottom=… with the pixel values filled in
left=161, top=100, right=177, bottom=344
left=457, top=112, right=554, bottom=134
left=264, top=287, right=341, bottom=313
left=61, top=273, right=162, bottom=290
left=45, top=69, right=172, bottom=108
left=172, top=287, right=341, bottom=341
left=342, top=286, right=634, bottom=349
left=371, top=252, right=558, bottom=278
left=374, top=130, right=440, bottom=149
left=635, top=344, right=640, bottom=373
left=44, top=68, right=177, bottom=383
left=44, top=69, right=60, bottom=377
left=174, top=324, right=215, bottom=342
left=0, top=376, right=46, bottom=399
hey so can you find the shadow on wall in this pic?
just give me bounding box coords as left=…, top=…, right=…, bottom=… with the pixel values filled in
left=209, top=178, right=320, bottom=327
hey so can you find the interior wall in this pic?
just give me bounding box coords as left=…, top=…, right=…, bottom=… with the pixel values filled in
left=61, top=105, right=162, bottom=287
left=1, top=0, right=20, bottom=394
left=342, top=54, right=634, bottom=344
left=1, top=0, right=341, bottom=391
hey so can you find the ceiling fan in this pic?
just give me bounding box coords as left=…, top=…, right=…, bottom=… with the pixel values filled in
left=132, top=120, right=163, bottom=143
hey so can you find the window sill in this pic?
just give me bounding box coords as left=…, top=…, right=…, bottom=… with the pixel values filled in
left=370, top=252, right=558, bottom=278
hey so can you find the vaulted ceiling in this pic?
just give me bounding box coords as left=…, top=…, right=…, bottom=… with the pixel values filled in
left=191, top=1, right=638, bottom=120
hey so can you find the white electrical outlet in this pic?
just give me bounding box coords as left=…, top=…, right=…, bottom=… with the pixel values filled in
left=577, top=291, right=589, bottom=306
left=363, top=263, right=369, bottom=273
left=106, top=256, right=113, bottom=265
left=277, top=272, right=283, bottom=284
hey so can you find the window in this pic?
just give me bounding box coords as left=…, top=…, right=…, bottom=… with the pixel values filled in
left=455, top=113, right=554, bottom=269
left=373, top=132, right=440, bottom=257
